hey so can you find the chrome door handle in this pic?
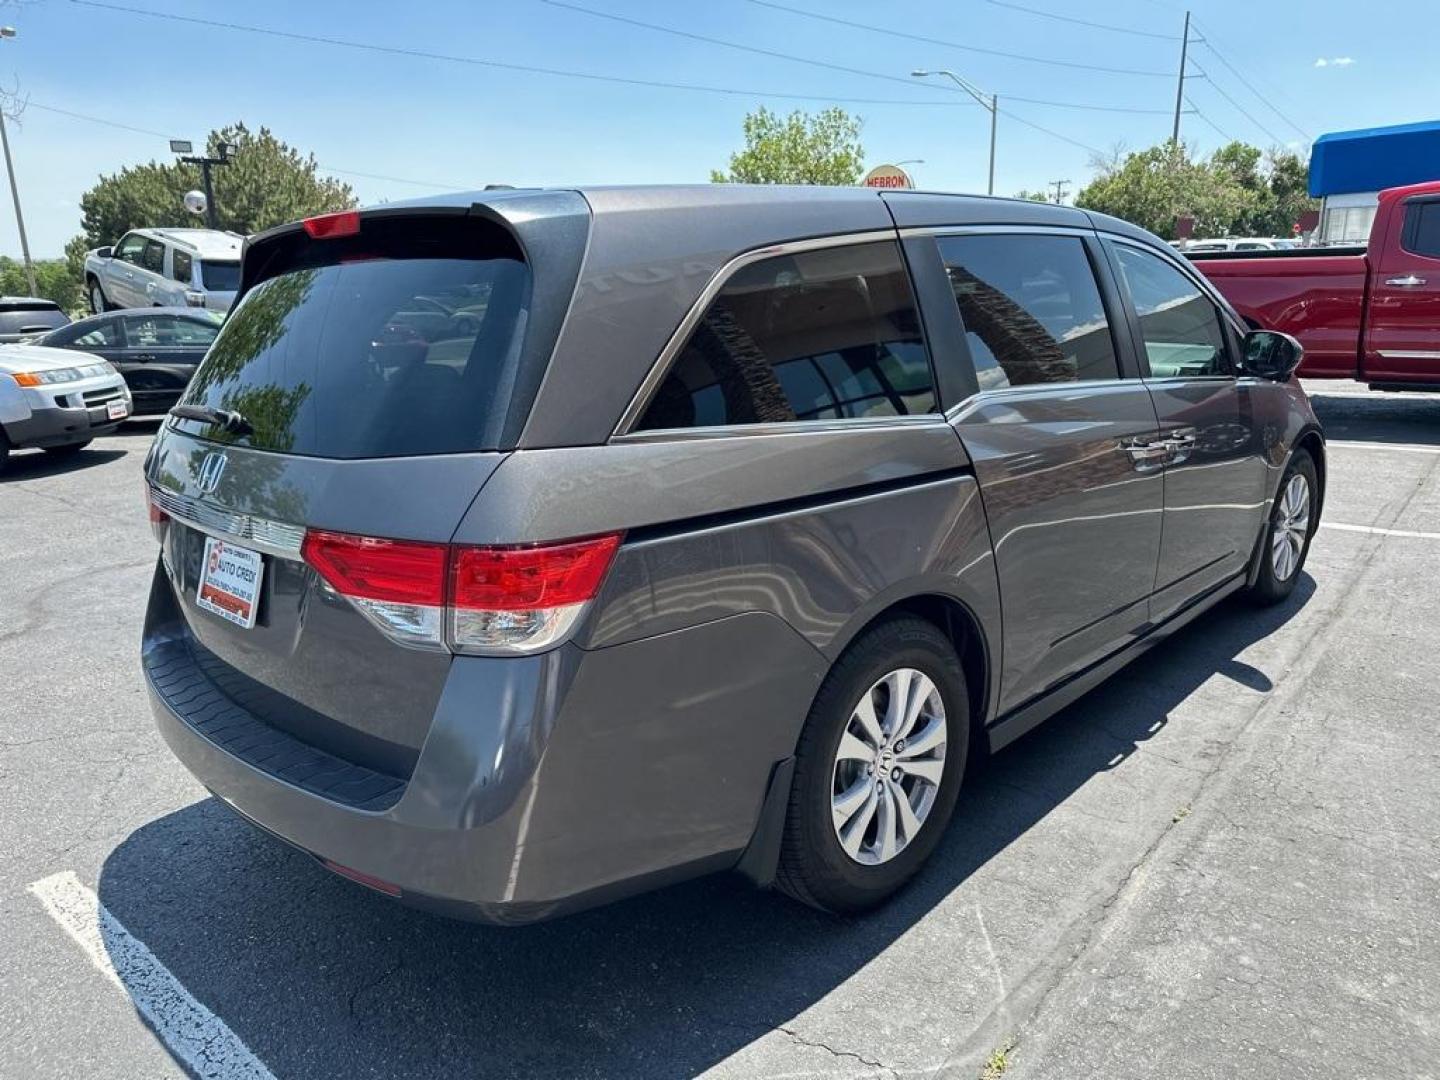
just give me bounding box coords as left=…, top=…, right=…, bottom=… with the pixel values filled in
left=1119, top=439, right=1170, bottom=461
left=1385, top=275, right=1427, bottom=287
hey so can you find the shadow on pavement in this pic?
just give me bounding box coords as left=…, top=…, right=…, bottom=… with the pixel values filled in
left=97, top=576, right=1313, bottom=1080
left=0, top=445, right=127, bottom=481
left=1309, top=389, right=1440, bottom=447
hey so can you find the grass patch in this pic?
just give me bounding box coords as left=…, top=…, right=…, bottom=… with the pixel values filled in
left=979, top=1035, right=1017, bottom=1079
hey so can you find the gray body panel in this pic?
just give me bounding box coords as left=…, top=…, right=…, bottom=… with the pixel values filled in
left=139, top=184, right=1324, bottom=923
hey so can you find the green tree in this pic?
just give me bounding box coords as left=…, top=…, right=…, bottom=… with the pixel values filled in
left=65, top=123, right=356, bottom=279
left=711, top=107, right=864, bottom=185
left=1012, top=189, right=1054, bottom=203
left=1075, top=139, right=1318, bottom=240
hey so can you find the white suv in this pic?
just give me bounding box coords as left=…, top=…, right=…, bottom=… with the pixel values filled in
left=84, top=228, right=242, bottom=314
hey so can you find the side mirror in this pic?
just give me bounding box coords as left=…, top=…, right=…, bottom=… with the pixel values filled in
left=1242, top=329, right=1303, bottom=382
left=96, top=245, right=114, bottom=259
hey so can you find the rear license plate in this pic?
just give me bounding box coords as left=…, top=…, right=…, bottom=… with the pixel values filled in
left=196, top=537, right=263, bottom=629
left=106, top=399, right=127, bottom=420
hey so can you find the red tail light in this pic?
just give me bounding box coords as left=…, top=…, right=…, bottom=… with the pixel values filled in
left=145, top=486, right=169, bottom=541
left=300, top=529, right=622, bottom=654
left=301, top=531, right=446, bottom=606
left=451, top=535, right=621, bottom=611
left=302, top=210, right=361, bottom=239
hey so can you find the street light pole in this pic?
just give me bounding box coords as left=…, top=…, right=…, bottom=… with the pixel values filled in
left=174, top=140, right=238, bottom=230
left=0, top=27, right=37, bottom=297
left=912, top=69, right=998, bottom=196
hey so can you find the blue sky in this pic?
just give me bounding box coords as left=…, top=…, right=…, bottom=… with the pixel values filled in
left=3, top=0, right=1430, bottom=255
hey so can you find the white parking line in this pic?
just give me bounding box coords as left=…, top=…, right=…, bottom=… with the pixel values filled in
left=1322, top=522, right=1440, bottom=540
left=28, top=871, right=276, bottom=1080
left=1327, top=440, right=1440, bottom=455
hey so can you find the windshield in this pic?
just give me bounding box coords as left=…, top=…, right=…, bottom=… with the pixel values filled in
left=0, top=309, right=68, bottom=335
left=174, top=220, right=530, bottom=459
left=200, top=261, right=241, bottom=291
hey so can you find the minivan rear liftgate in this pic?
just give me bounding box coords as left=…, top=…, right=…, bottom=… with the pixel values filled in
left=142, top=198, right=590, bottom=790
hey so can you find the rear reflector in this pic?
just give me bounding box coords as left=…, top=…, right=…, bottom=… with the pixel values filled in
left=321, top=859, right=402, bottom=897
left=302, top=210, right=361, bottom=239
left=300, top=529, right=623, bottom=655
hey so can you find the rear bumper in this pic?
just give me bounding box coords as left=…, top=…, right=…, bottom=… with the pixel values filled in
left=142, top=563, right=827, bottom=923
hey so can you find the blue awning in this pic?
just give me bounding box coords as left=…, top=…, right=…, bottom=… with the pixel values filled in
left=1310, top=119, right=1440, bottom=197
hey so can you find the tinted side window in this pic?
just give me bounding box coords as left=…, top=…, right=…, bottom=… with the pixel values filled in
left=939, top=234, right=1119, bottom=389
left=141, top=240, right=166, bottom=274
left=71, top=321, right=121, bottom=347
left=1403, top=200, right=1440, bottom=258
left=1113, top=245, right=1232, bottom=377
left=172, top=249, right=193, bottom=284
left=115, top=234, right=146, bottom=264
left=635, top=241, right=935, bottom=431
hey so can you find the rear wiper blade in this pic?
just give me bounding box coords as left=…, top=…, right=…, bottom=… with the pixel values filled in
left=170, top=403, right=253, bottom=436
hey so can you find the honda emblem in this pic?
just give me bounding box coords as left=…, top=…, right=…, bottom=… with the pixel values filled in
left=197, top=451, right=227, bottom=495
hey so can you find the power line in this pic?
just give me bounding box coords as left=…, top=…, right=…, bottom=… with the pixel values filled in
left=549, top=0, right=1183, bottom=114
left=999, top=107, right=1103, bottom=156
left=1191, top=64, right=1284, bottom=145
left=1191, top=29, right=1311, bottom=140
left=981, top=0, right=1179, bottom=41
left=65, top=0, right=965, bottom=108
left=1184, top=96, right=1237, bottom=144
left=745, top=0, right=1173, bottom=77
left=22, top=97, right=470, bottom=190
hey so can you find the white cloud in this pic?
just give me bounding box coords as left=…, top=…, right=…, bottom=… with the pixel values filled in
left=1315, top=56, right=1357, bottom=68
left=1314, top=58, right=1328, bottom=67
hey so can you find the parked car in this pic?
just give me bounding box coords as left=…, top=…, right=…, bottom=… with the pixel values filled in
left=0, top=296, right=70, bottom=343
left=37, top=308, right=223, bottom=416
left=141, top=189, right=1324, bottom=924
left=84, top=228, right=242, bottom=314
left=1182, top=237, right=1299, bottom=253
left=0, top=343, right=130, bottom=471
left=1189, top=180, right=1440, bottom=391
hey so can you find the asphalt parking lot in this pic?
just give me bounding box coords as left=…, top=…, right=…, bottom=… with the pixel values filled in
left=1, top=380, right=1437, bottom=1080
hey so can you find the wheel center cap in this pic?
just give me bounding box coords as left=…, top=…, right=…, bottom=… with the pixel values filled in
left=878, top=748, right=895, bottom=769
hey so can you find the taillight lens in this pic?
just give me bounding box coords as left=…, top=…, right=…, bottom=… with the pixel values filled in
left=300, top=530, right=621, bottom=655
left=145, top=486, right=169, bottom=541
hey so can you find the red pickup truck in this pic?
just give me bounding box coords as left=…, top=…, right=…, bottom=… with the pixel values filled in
left=1190, top=180, right=1440, bottom=390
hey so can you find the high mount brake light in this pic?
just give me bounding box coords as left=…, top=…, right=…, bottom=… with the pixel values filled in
left=302, top=210, right=361, bottom=239
left=300, top=530, right=622, bottom=655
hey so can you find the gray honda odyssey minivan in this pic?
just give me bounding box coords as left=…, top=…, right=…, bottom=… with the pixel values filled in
left=142, top=186, right=1324, bottom=923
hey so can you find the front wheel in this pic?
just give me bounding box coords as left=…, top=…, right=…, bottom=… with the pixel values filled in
left=776, top=616, right=969, bottom=914
left=1247, top=451, right=1317, bottom=605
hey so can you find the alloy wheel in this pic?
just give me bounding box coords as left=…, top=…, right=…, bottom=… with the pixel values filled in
left=831, top=667, right=947, bottom=866
left=1271, top=472, right=1311, bottom=582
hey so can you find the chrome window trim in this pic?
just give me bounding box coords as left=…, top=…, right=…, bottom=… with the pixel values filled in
left=612, top=414, right=946, bottom=444
left=943, top=377, right=1142, bottom=422
left=148, top=484, right=305, bottom=560
left=898, top=223, right=1097, bottom=240
left=609, top=229, right=918, bottom=438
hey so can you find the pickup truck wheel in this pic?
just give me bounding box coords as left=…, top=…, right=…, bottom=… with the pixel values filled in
left=776, top=616, right=969, bottom=914
left=87, top=279, right=109, bottom=314
left=1248, top=451, right=1317, bottom=605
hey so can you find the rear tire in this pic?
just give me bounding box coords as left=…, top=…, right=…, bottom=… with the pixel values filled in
left=777, top=616, right=969, bottom=914
left=87, top=278, right=109, bottom=315
left=43, top=440, right=91, bottom=457
left=0, top=430, right=9, bottom=474
left=1247, top=451, right=1317, bottom=605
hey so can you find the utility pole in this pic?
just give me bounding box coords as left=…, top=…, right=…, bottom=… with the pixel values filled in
left=0, top=27, right=36, bottom=297
left=1049, top=179, right=1070, bottom=205
left=173, top=139, right=237, bottom=230
left=912, top=69, right=998, bottom=196
left=1171, top=10, right=1191, bottom=145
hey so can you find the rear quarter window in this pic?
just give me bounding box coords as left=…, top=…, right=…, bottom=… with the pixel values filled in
left=635, top=240, right=935, bottom=431
left=174, top=217, right=530, bottom=458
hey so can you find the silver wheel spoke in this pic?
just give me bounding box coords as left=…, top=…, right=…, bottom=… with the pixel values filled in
left=833, top=775, right=872, bottom=829
left=852, top=689, right=884, bottom=747
left=839, top=786, right=880, bottom=857
left=882, top=668, right=913, bottom=737
left=837, top=730, right=874, bottom=763
left=894, top=671, right=935, bottom=743
left=897, top=715, right=945, bottom=759
left=889, top=779, right=922, bottom=841
left=899, top=757, right=945, bottom=785
left=875, top=786, right=898, bottom=862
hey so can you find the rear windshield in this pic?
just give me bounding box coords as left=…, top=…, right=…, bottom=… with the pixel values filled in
left=0, top=309, right=67, bottom=334
left=200, top=260, right=240, bottom=291
left=174, top=217, right=530, bottom=458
